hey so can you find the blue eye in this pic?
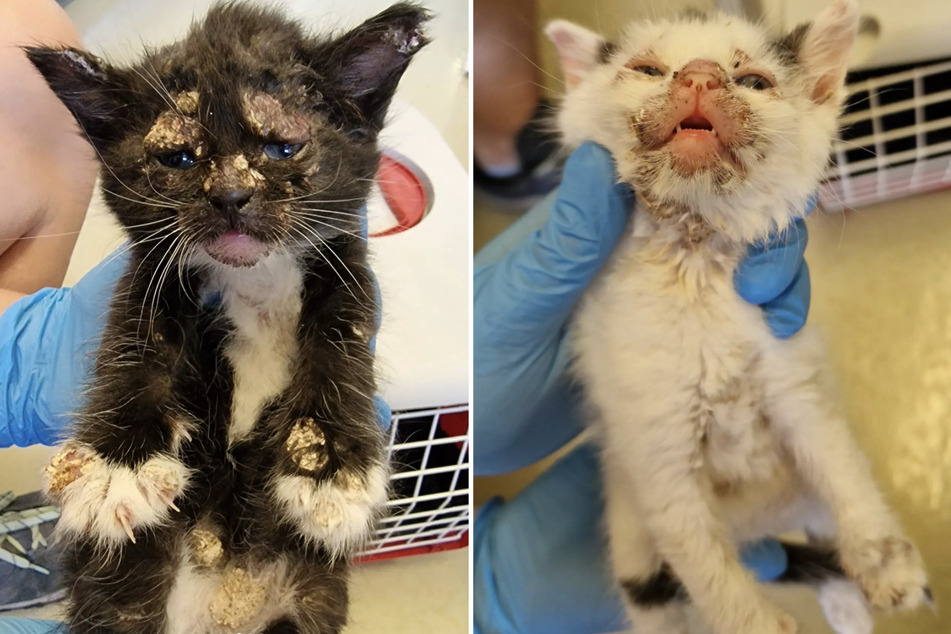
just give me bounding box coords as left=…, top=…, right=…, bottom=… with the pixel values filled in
left=264, top=142, right=303, bottom=160
left=736, top=74, right=774, bottom=90
left=156, top=151, right=196, bottom=169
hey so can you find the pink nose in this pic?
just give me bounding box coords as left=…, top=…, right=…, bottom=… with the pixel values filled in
left=677, top=60, right=723, bottom=91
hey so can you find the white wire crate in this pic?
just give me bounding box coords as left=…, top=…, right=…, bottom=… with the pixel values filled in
left=356, top=405, right=470, bottom=562
left=821, top=57, right=951, bottom=211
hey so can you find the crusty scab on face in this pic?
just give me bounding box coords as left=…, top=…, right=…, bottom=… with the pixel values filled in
left=143, top=111, right=205, bottom=157
left=243, top=91, right=311, bottom=143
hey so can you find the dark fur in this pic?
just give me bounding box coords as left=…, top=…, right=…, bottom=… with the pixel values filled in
left=622, top=541, right=848, bottom=609
left=27, top=3, right=429, bottom=632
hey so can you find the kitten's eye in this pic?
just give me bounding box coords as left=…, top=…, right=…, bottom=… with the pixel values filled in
left=630, top=65, right=664, bottom=77
left=155, top=151, right=196, bottom=169
left=264, top=142, right=303, bottom=160
left=735, top=74, right=774, bottom=90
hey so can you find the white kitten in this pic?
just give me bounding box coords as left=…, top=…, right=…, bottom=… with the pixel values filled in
left=548, top=2, right=930, bottom=633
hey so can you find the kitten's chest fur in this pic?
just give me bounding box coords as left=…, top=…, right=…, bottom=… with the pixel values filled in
left=575, top=225, right=785, bottom=486
left=207, top=252, right=304, bottom=443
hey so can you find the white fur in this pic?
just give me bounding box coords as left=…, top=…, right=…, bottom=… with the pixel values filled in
left=818, top=580, right=873, bottom=634
left=552, top=2, right=929, bottom=633
left=195, top=249, right=304, bottom=443
left=273, top=462, right=389, bottom=559
left=50, top=443, right=189, bottom=548
left=165, top=548, right=298, bottom=634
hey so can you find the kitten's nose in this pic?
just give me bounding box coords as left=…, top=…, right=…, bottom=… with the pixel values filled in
left=209, top=188, right=253, bottom=213
left=677, top=60, right=724, bottom=91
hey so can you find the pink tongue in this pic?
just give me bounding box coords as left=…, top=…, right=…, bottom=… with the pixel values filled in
left=205, top=231, right=269, bottom=267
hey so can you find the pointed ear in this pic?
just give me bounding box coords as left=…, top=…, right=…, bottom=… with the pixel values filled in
left=545, top=20, right=609, bottom=91
left=24, top=46, right=131, bottom=148
left=792, top=0, right=859, bottom=105
left=313, top=3, right=431, bottom=131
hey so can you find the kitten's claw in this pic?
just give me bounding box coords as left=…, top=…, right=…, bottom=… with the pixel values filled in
left=116, top=506, right=136, bottom=543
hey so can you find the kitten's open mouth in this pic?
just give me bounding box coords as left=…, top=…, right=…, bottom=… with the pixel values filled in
left=666, top=112, right=726, bottom=171
left=675, top=115, right=716, bottom=135
left=204, top=231, right=270, bottom=267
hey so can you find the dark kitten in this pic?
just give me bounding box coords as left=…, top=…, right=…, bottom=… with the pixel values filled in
left=28, top=2, right=429, bottom=632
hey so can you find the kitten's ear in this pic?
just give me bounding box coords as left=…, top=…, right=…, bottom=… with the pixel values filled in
left=24, top=47, right=131, bottom=148
left=314, top=3, right=431, bottom=130
left=792, top=0, right=859, bottom=105
left=545, top=20, right=609, bottom=91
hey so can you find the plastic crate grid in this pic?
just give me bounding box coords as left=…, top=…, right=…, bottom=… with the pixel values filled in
left=357, top=404, right=470, bottom=561
left=822, top=57, right=951, bottom=211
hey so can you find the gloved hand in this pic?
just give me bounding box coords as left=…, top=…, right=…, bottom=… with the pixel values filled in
left=473, top=142, right=812, bottom=633
left=0, top=250, right=128, bottom=447
left=0, top=618, right=65, bottom=633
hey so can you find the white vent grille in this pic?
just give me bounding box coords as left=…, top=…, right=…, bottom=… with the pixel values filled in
left=358, top=405, right=470, bottom=559
left=821, top=57, right=951, bottom=210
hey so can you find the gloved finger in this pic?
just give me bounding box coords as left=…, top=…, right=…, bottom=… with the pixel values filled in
left=474, top=444, right=627, bottom=634
left=474, top=142, right=633, bottom=349
left=761, top=261, right=810, bottom=339
left=360, top=204, right=389, bottom=430
left=734, top=216, right=809, bottom=306
left=740, top=539, right=788, bottom=582
left=373, top=395, right=392, bottom=431
left=0, top=618, right=66, bottom=633
left=46, top=250, right=129, bottom=438
left=474, top=144, right=631, bottom=474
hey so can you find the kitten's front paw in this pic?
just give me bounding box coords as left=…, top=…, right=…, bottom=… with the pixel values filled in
left=841, top=536, right=930, bottom=611
left=45, top=442, right=189, bottom=546
left=273, top=465, right=388, bottom=558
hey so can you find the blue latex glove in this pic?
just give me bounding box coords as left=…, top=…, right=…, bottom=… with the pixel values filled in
left=474, top=142, right=811, bottom=633
left=0, top=251, right=128, bottom=447
left=0, top=619, right=64, bottom=633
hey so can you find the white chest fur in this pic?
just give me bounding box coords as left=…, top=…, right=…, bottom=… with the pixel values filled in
left=574, top=224, right=783, bottom=485
left=207, top=252, right=304, bottom=443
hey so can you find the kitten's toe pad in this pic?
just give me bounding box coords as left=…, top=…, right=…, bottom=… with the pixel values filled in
left=818, top=580, right=873, bottom=634
left=46, top=444, right=189, bottom=546
left=273, top=464, right=388, bottom=557
left=843, top=536, right=929, bottom=611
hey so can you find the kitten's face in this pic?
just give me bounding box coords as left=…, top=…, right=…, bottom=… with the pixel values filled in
left=550, top=0, right=858, bottom=241
left=27, top=2, right=429, bottom=267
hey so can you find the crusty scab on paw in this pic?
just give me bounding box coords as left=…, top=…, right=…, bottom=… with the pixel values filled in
left=48, top=447, right=190, bottom=546
left=844, top=535, right=930, bottom=611
left=44, top=442, right=100, bottom=497
left=285, top=416, right=330, bottom=472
